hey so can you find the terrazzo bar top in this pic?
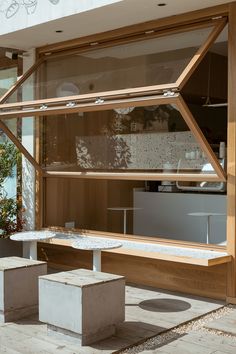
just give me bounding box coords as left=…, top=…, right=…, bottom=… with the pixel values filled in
left=44, top=233, right=231, bottom=266
left=105, top=238, right=231, bottom=266
left=72, top=236, right=122, bottom=251
left=10, top=230, right=56, bottom=242
left=109, top=239, right=227, bottom=259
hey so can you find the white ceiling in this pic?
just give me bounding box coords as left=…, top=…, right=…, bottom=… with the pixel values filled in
left=0, top=0, right=233, bottom=51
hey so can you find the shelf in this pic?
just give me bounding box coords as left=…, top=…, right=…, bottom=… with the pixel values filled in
left=40, top=232, right=231, bottom=267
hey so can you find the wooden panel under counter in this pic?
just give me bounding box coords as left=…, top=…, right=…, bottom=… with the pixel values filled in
left=38, top=239, right=228, bottom=300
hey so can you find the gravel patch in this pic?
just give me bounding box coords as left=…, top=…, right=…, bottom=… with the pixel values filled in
left=120, top=305, right=236, bottom=353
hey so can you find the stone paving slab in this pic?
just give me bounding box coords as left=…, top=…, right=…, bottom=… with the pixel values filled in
left=0, top=285, right=225, bottom=354
left=139, top=330, right=236, bottom=354
left=204, top=308, right=236, bottom=335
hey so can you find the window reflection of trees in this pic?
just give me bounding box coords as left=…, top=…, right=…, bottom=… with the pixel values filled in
left=75, top=105, right=186, bottom=170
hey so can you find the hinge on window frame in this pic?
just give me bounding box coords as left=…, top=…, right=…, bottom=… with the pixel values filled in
left=162, top=89, right=176, bottom=97
left=212, top=16, right=223, bottom=20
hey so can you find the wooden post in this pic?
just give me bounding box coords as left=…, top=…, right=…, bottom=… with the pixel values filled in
left=226, top=2, right=236, bottom=303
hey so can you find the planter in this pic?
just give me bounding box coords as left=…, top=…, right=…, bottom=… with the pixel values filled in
left=0, top=238, right=22, bottom=257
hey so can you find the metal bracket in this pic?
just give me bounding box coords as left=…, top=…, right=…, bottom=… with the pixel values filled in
left=162, top=90, right=176, bottom=97
left=212, top=16, right=223, bottom=20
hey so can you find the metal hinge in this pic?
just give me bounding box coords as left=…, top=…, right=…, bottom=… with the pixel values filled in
left=212, top=16, right=223, bottom=20
left=162, top=90, right=176, bottom=97
left=95, top=97, right=105, bottom=104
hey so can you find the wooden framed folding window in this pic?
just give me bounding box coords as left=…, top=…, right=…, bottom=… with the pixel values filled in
left=0, top=17, right=227, bottom=182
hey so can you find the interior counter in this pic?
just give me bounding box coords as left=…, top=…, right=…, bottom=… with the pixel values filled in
left=133, top=190, right=226, bottom=244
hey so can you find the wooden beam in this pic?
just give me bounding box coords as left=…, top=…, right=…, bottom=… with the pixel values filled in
left=0, top=119, right=43, bottom=174
left=43, top=171, right=221, bottom=182
left=0, top=84, right=177, bottom=112
left=0, top=94, right=180, bottom=118
left=227, top=1, right=236, bottom=299
left=178, top=95, right=226, bottom=181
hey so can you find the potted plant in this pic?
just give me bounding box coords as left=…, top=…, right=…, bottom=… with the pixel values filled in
left=0, top=140, right=24, bottom=256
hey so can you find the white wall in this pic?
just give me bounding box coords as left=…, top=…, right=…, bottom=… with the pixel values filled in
left=0, top=0, right=121, bottom=35
left=0, top=0, right=231, bottom=50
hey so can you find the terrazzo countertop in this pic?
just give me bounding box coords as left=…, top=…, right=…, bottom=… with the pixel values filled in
left=53, top=233, right=228, bottom=260
left=10, top=230, right=56, bottom=242
left=72, top=236, right=122, bottom=251
left=112, top=239, right=228, bottom=260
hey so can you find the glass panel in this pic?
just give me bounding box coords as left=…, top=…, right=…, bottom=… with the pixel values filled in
left=181, top=25, right=228, bottom=190
left=0, top=127, right=17, bottom=199
left=2, top=102, right=219, bottom=177
left=0, top=128, right=25, bottom=237
left=182, top=25, right=228, bottom=106
left=0, top=67, right=18, bottom=98
left=5, top=25, right=215, bottom=103
left=44, top=178, right=227, bottom=246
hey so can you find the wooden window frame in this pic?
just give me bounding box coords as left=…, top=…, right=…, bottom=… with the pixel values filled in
left=0, top=3, right=235, bottom=301
left=0, top=14, right=227, bottom=181
left=35, top=3, right=236, bottom=302
left=0, top=18, right=226, bottom=111
left=0, top=93, right=226, bottom=181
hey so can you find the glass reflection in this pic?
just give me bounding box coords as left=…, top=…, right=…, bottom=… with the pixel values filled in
left=39, top=104, right=215, bottom=174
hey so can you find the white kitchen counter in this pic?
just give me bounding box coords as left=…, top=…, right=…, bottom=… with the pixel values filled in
left=133, top=190, right=226, bottom=244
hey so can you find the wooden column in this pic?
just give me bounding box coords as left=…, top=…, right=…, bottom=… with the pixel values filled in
left=226, top=2, right=236, bottom=303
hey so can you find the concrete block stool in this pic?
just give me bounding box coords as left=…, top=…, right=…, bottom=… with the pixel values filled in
left=0, top=256, right=47, bottom=323
left=39, top=268, right=125, bottom=345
